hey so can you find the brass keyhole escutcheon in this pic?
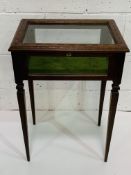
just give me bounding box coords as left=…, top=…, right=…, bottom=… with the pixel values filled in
left=66, top=52, right=72, bottom=57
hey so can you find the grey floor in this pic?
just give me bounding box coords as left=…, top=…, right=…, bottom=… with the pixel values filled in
left=0, top=110, right=131, bottom=175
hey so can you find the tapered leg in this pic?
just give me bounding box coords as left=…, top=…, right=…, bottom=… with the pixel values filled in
left=28, top=80, right=36, bottom=125
left=104, top=82, right=120, bottom=162
left=16, top=82, right=30, bottom=161
left=98, top=81, right=106, bottom=126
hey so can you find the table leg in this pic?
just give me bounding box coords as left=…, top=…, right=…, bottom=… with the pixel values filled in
left=104, top=82, right=120, bottom=162
left=16, top=82, right=30, bottom=161
left=98, top=81, right=106, bottom=126
left=28, top=80, right=36, bottom=125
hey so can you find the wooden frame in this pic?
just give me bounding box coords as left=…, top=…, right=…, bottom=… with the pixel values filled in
left=9, top=19, right=129, bottom=53
left=9, top=19, right=129, bottom=162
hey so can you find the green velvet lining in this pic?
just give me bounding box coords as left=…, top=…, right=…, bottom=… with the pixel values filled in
left=28, top=56, right=108, bottom=74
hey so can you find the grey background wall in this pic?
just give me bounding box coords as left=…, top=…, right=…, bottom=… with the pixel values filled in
left=0, top=0, right=131, bottom=111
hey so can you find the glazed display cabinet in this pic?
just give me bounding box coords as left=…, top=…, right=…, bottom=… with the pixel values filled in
left=9, top=19, right=129, bottom=161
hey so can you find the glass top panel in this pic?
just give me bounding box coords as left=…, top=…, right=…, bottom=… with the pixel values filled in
left=23, top=24, right=115, bottom=44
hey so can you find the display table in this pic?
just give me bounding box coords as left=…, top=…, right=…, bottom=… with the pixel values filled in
left=9, top=19, right=129, bottom=161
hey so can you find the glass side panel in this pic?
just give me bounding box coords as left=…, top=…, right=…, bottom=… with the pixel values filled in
left=28, top=56, right=108, bottom=75
left=23, top=25, right=114, bottom=44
